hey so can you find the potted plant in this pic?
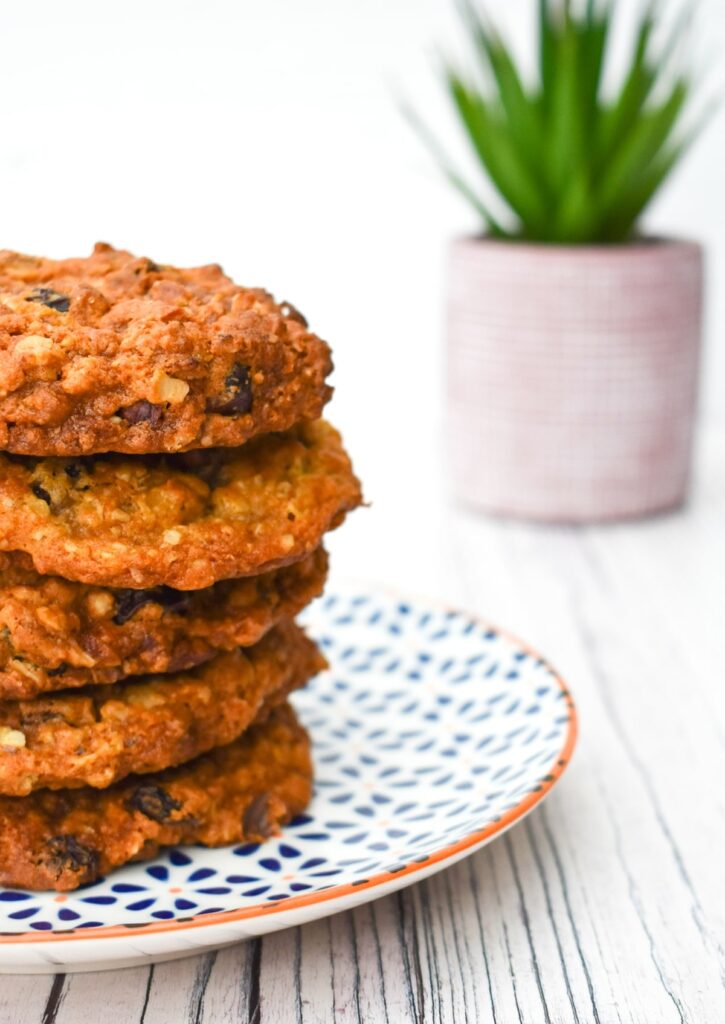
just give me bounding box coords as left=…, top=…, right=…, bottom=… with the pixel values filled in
left=411, top=0, right=711, bottom=521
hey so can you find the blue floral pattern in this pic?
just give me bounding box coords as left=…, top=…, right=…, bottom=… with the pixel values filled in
left=0, top=587, right=575, bottom=935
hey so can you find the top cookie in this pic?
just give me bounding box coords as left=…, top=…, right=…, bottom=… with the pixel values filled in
left=0, top=243, right=332, bottom=456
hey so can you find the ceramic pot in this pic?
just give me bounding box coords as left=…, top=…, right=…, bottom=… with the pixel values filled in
left=446, top=237, right=704, bottom=521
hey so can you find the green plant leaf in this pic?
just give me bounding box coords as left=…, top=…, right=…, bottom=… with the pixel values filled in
left=538, top=0, right=555, bottom=119
left=579, top=4, right=611, bottom=129
left=602, top=100, right=720, bottom=239
left=547, top=10, right=585, bottom=203
left=460, top=2, right=545, bottom=178
left=601, top=145, right=685, bottom=241
left=445, top=69, right=549, bottom=234
left=546, top=5, right=614, bottom=237
left=596, top=5, right=658, bottom=168
left=553, top=168, right=595, bottom=242
left=400, top=99, right=509, bottom=236
left=596, top=78, right=689, bottom=219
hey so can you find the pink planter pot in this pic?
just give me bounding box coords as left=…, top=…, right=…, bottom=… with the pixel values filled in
left=446, top=237, right=704, bottom=522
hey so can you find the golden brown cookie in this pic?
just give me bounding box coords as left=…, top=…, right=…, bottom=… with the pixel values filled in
left=0, top=702, right=312, bottom=891
left=0, top=547, right=328, bottom=699
left=0, top=420, right=362, bottom=589
left=0, top=620, right=324, bottom=796
left=0, top=243, right=332, bottom=456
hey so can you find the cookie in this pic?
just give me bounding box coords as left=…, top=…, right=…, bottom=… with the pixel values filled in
left=0, top=620, right=324, bottom=796
left=0, top=419, right=362, bottom=589
left=0, top=703, right=311, bottom=891
left=0, top=243, right=332, bottom=456
left=0, top=547, right=328, bottom=699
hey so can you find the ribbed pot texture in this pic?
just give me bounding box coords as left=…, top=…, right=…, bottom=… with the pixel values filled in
left=446, top=237, right=704, bottom=522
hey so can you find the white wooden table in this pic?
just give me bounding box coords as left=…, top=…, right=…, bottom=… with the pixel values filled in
left=2, top=429, right=723, bottom=1024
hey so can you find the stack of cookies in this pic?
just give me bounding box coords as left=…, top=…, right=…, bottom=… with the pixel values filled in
left=0, top=244, right=361, bottom=891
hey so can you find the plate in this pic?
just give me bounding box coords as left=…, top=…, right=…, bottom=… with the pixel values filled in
left=0, top=585, right=577, bottom=973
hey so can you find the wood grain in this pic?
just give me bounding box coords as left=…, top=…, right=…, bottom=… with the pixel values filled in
left=2, top=434, right=724, bottom=1024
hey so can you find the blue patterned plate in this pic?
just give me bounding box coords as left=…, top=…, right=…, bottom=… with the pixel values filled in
left=0, top=586, right=577, bottom=973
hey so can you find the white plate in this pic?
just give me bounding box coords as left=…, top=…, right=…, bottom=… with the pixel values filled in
left=0, top=585, right=577, bottom=973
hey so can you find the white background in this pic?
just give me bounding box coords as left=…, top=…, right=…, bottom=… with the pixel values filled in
left=0, top=0, right=723, bottom=585
left=1, top=6, right=725, bottom=1014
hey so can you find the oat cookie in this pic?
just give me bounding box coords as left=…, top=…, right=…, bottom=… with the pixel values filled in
left=0, top=621, right=324, bottom=795
left=0, top=420, right=362, bottom=589
left=0, top=244, right=332, bottom=456
left=0, top=547, right=327, bottom=699
left=0, top=703, right=312, bottom=891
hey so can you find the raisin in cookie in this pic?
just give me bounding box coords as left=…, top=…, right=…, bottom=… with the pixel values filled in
left=0, top=621, right=324, bottom=795
left=0, top=703, right=312, bottom=891
left=0, top=420, right=362, bottom=589
left=0, top=243, right=332, bottom=456
left=0, top=547, right=327, bottom=699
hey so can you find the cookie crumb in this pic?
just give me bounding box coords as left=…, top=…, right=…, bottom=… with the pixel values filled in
left=150, top=372, right=190, bottom=405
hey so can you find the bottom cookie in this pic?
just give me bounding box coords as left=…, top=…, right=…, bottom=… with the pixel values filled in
left=0, top=702, right=312, bottom=892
